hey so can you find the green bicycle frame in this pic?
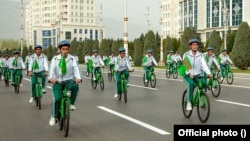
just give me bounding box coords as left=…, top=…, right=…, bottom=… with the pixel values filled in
left=192, top=79, right=206, bottom=106
left=4, top=68, right=10, bottom=80
left=35, top=76, right=43, bottom=98
left=60, top=89, right=71, bottom=119
left=14, top=70, right=21, bottom=85
left=120, top=73, right=127, bottom=93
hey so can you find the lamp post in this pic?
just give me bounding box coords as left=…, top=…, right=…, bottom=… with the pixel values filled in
left=20, top=0, right=24, bottom=52
left=123, top=0, right=128, bottom=55
left=221, top=0, right=227, bottom=50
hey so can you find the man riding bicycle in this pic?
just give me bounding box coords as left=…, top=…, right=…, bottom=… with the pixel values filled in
left=84, top=51, right=91, bottom=76
left=204, top=47, right=220, bottom=71
left=166, top=50, right=176, bottom=72
left=218, top=49, right=233, bottom=80
left=114, top=47, right=134, bottom=98
left=174, top=51, right=182, bottom=66
left=91, top=49, right=104, bottom=81
left=0, top=54, right=10, bottom=79
left=182, top=38, right=212, bottom=111
left=108, top=52, right=116, bottom=73
left=48, top=40, right=82, bottom=126
left=9, top=51, right=25, bottom=86
left=25, top=53, right=32, bottom=75
left=143, top=49, right=158, bottom=83
left=28, top=45, right=49, bottom=103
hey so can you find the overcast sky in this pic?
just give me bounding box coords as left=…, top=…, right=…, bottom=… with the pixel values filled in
left=1, top=0, right=160, bottom=40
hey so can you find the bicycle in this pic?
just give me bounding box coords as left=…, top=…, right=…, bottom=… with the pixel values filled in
left=117, top=70, right=133, bottom=103
left=143, top=66, right=156, bottom=88
left=32, top=73, right=44, bottom=110
left=12, top=69, right=23, bottom=94
left=166, top=63, right=178, bottom=79
left=91, top=67, right=104, bottom=90
left=206, top=69, right=221, bottom=97
left=217, top=64, right=233, bottom=85
left=182, top=76, right=210, bottom=123
left=48, top=80, right=79, bottom=137
left=108, top=65, right=116, bottom=81
left=3, top=67, right=10, bottom=87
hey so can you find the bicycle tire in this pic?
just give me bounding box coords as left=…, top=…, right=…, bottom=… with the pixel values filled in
left=216, top=71, right=224, bottom=84
left=211, top=79, right=221, bottom=97
left=5, top=79, right=9, bottom=87
left=37, top=85, right=42, bottom=110
left=182, top=89, right=192, bottom=118
left=59, top=117, right=63, bottom=130
left=150, top=73, right=156, bottom=88
left=166, top=69, right=170, bottom=78
left=91, top=74, right=97, bottom=89
left=197, top=93, right=210, bottom=123
left=100, top=75, right=104, bottom=90
left=143, top=74, right=148, bottom=87
left=123, top=80, right=127, bottom=103
left=226, top=71, right=233, bottom=85
left=173, top=69, right=178, bottom=79
left=108, top=71, right=112, bottom=81
left=63, top=100, right=70, bottom=137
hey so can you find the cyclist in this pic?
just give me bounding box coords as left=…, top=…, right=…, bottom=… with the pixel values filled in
left=143, top=49, right=158, bottom=83
left=0, top=54, right=10, bottom=79
left=28, top=45, right=49, bottom=103
left=103, top=53, right=109, bottom=68
left=91, top=49, right=104, bottom=80
left=114, top=47, right=134, bottom=98
left=218, top=49, right=233, bottom=80
left=108, top=52, right=116, bottom=73
left=0, top=55, right=3, bottom=79
left=204, top=47, right=220, bottom=71
left=182, top=38, right=212, bottom=111
left=84, top=51, right=91, bottom=76
left=9, top=51, right=25, bottom=86
left=48, top=40, right=82, bottom=126
left=174, top=51, right=182, bottom=66
left=166, top=50, right=176, bottom=72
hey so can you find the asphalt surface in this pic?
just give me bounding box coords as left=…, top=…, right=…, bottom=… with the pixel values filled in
left=0, top=66, right=250, bottom=141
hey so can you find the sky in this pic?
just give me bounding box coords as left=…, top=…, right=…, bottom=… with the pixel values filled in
left=0, top=0, right=160, bottom=40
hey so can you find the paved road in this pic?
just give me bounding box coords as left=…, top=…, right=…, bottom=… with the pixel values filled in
left=0, top=67, right=249, bottom=141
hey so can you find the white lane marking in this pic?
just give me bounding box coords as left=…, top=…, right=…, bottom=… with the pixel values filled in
left=221, top=84, right=250, bottom=89
left=216, top=100, right=250, bottom=107
left=97, top=106, right=170, bottom=135
left=23, top=78, right=31, bottom=81
left=128, top=84, right=158, bottom=90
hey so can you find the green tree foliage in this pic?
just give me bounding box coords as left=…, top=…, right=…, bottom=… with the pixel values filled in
left=208, top=30, right=222, bottom=56
left=93, top=40, right=99, bottom=51
left=163, top=36, right=174, bottom=63
left=99, top=39, right=111, bottom=56
left=226, top=30, right=237, bottom=54
left=0, top=39, right=20, bottom=50
left=47, top=45, right=53, bottom=61
left=111, top=39, right=122, bottom=56
left=128, top=41, right=134, bottom=59
left=133, top=39, right=143, bottom=66
left=144, top=30, right=159, bottom=61
left=180, top=27, right=198, bottom=55
left=21, top=46, right=28, bottom=60
left=69, top=38, right=78, bottom=54
left=76, top=44, right=84, bottom=64
left=28, top=45, right=33, bottom=53
left=83, top=39, right=94, bottom=56
left=232, top=22, right=250, bottom=69
left=172, top=37, right=180, bottom=52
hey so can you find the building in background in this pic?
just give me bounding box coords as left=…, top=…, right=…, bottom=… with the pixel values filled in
left=25, top=0, right=104, bottom=48
left=161, top=0, right=250, bottom=42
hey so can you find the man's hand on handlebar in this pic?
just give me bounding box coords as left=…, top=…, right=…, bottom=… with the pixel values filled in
left=75, top=79, right=82, bottom=84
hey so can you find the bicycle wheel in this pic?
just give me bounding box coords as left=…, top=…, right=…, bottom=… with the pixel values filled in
left=108, top=71, right=112, bottom=81
left=197, top=93, right=210, bottom=123
left=123, top=80, right=127, bottom=103
left=63, top=100, right=70, bottom=137
left=173, top=69, right=178, bottom=79
left=226, top=71, right=233, bottom=85
left=100, top=75, right=104, bottom=90
left=182, top=89, right=192, bottom=118
left=91, top=74, right=97, bottom=89
left=143, top=74, right=148, bottom=87
left=211, top=79, right=221, bottom=97
left=216, top=71, right=223, bottom=84
left=37, top=85, right=42, bottom=110
left=150, top=73, right=156, bottom=88
left=166, top=69, right=170, bottom=78
left=5, top=79, right=9, bottom=87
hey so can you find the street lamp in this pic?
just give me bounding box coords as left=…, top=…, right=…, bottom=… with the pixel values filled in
left=221, top=0, right=228, bottom=50
left=123, top=0, right=128, bottom=55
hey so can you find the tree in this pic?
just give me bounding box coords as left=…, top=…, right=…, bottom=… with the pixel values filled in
left=99, top=39, right=111, bottom=56
left=76, top=44, right=84, bottom=64
left=163, top=36, right=174, bottom=63
left=83, top=39, right=94, bottom=56
left=232, top=22, right=250, bottom=69
left=144, top=30, right=159, bottom=61
left=180, top=27, right=198, bottom=55
left=226, top=29, right=237, bottom=54
left=133, top=39, right=143, bottom=66
left=22, top=46, right=28, bottom=60
left=111, top=39, right=122, bottom=56
left=28, top=45, right=33, bottom=53
left=70, top=38, right=78, bottom=54
left=208, top=30, right=222, bottom=56
left=47, top=45, right=53, bottom=61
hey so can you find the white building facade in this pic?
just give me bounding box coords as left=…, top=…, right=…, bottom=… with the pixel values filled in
left=25, top=0, right=104, bottom=48
left=161, top=0, right=250, bottom=42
